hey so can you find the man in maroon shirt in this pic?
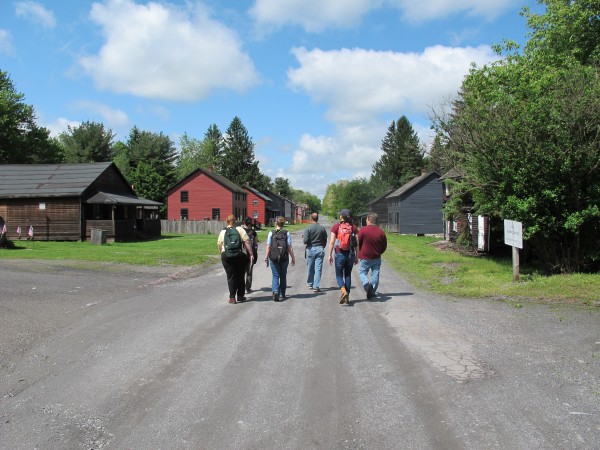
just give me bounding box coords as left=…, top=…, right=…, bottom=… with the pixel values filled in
left=357, top=212, right=387, bottom=299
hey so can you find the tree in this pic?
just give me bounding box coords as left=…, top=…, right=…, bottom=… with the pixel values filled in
left=59, top=121, right=115, bottom=163
left=117, top=126, right=178, bottom=215
left=522, top=0, right=600, bottom=66
left=219, top=117, right=262, bottom=188
left=177, top=126, right=222, bottom=180
left=291, top=188, right=322, bottom=213
left=322, top=178, right=375, bottom=220
left=433, top=2, right=600, bottom=272
left=424, top=133, right=452, bottom=174
left=273, top=177, right=292, bottom=198
left=371, top=116, right=424, bottom=190
left=0, top=70, right=61, bottom=163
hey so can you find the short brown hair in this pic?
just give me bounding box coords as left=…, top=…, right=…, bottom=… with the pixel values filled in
left=311, top=212, right=319, bottom=222
left=366, top=213, right=378, bottom=224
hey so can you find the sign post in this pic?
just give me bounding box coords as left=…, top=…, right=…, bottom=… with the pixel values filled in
left=504, top=219, right=523, bottom=282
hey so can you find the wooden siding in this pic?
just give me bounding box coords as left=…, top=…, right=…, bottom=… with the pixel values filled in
left=388, top=174, right=443, bottom=234
left=168, top=172, right=247, bottom=221
left=244, top=189, right=267, bottom=224
left=1, top=198, right=82, bottom=241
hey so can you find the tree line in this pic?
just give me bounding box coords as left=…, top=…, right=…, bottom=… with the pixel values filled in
left=323, top=0, right=600, bottom=274
left=0, top=77, right=321, bottom=216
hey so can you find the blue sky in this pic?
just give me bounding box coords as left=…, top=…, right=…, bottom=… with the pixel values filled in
left=0, top=0, right=537, bottom=198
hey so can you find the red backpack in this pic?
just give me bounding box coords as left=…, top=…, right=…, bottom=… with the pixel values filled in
left=337, top=222, right=354, bottom=251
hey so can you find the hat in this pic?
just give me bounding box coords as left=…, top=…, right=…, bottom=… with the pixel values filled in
left=244, top=217, right=253, bottom=225
left=339, top=209, right=350, bottom=219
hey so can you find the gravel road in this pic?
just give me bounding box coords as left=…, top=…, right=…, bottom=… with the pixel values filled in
left=0, top=231, right=598, bottom=449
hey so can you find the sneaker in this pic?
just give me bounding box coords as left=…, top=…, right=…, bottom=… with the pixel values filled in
left=228, top=297, right=236, bottom=304
left=273, top=292, right=280, bottom=302
left=237, top=296, right=247, bottom=303
left=313, top=288, right=321, bottom=293
left=366, top=283, right=374, bottom=299
left=307, top=284, right=313, bottom=290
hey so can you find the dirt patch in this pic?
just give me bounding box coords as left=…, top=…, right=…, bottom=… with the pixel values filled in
left=430, top=240, right=482, bottom=257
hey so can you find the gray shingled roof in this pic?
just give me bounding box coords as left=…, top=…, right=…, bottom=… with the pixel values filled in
left=243, top=184, right=272, bottom=202
left=0, top=162, right=113, bottom=199
left=168, top=168, right=245, bottom=194
left=86, top=191, right=162, bottom=206
left=387, top=171, right=440, bottom=198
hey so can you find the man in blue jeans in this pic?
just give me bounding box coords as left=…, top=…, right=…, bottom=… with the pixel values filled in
left=357, top=212, right=387, bottom=299
left=303, top=212, right=328, bottom=293
left=328, top=209, right=358, bottom=305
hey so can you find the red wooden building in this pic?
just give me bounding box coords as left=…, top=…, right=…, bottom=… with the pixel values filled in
left=167, top=168, right=247, bottom=221
left=243, top=184, right=271, bottom=227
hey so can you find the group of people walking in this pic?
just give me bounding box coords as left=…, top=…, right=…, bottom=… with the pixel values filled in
left=217, top=210, right=387, bottom=305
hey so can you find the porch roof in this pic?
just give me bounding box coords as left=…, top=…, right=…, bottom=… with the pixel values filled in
left=86, top=191, right=162, bottom=206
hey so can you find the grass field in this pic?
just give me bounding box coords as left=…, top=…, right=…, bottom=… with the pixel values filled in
left=1, top=228, right=598, bottom=307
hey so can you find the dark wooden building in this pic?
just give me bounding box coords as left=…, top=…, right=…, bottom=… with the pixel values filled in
left=0, top=163, right=162, bottom=241
left=365, top=188, right=395, bottom=230
left=387, top=171, right=443, bottom=234
left=166, top=168, right=247, bottom=221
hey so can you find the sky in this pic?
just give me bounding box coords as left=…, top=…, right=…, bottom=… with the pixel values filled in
left=0, top=0, right=538, bottom=199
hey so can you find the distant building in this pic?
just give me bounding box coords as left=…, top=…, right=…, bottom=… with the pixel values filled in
left=387, top=171, right=443, bottom=234
left=166, top=168, right=246, bottom=221
left=0, top=162, right=161, bottom=241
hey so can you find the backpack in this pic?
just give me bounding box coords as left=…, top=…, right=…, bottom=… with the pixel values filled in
left=337, top=222, right=356, bottom=251
left=245, top=227, right=257, bottom=251
left=269, top=230, right=288, bottom=262
left=223, top=227, right=243, bottom=258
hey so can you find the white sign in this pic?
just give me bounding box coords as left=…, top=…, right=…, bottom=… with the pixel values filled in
left=504, top=219, right=523, bottom=249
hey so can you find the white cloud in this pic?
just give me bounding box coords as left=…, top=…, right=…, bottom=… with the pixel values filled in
left=249, top=0, right=380, bottom=32
left=80, top=0, right=260, bottom=101
left=72, top=101, right=130, bottom=128
left=15, top=1, right=56, bottom=28
left=0, top=29, right=15, bottom=56
left=44, top=118, right=80, bottom=138
left=390, top=0, right=519, bottom=22
left=288, top=45, right=497, bottom=124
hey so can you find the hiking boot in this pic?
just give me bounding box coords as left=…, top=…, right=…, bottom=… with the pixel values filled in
left=365, top=283, right=374, bottom=299
left=273, top=292, right=280, bottom=302
left=340, top=286, right=349, bottom=304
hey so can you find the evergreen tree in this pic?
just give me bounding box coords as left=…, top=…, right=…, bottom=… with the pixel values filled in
left=219, top=117, right=261, bottom=187
left=273, top=177, right=292, bottom=198
left=59, top=121, right=115, bottom=163
left=371, top=116, right=424, bottom=190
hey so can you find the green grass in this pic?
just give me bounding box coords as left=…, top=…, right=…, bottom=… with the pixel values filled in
left=383, top=235, right=600, bottom=306
left=2, top=230, right=598, bottom=306
left=0, top=234, right=219, bottom=266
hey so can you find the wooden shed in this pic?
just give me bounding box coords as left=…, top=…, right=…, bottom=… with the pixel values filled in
left=166, top=168, right=247, bottom=221
left=387, top=171, right=443, bottom=234
left=0, top=162, right=162, bottom=241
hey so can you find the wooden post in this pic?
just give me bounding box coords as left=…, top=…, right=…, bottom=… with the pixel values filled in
left=512, top=246, right=520, bottom=282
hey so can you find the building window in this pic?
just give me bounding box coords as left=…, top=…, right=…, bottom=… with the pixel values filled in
left=180, top=191, right=189, bottom=202
left=253, top=199, right=258, bottom=206
left=181, top=209, right=188, bottom=220
left=212, top=208, right=220, bottom=220
left=253, top=211, right=258, bottom=219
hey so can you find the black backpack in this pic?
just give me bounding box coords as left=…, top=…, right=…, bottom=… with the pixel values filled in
left=223, top=227, right=242, bottom=258
left=269, top=230, right=288, bottom=262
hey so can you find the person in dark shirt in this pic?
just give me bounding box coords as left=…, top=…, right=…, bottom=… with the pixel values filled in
left=302, top=212, right=328, bottom=293
left=357, top=212, right=387, bottom=299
